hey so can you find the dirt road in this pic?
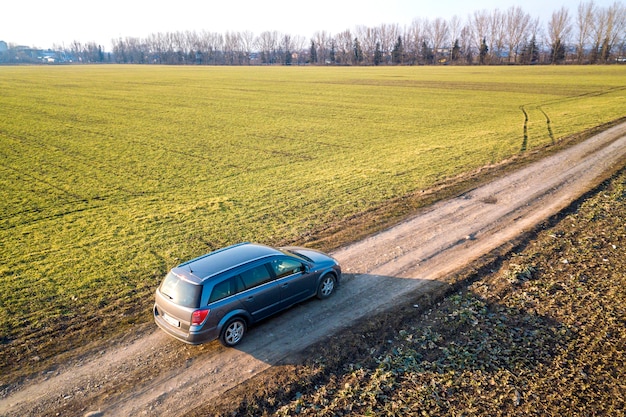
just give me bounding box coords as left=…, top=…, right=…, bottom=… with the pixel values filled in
left=2, top=123, right=626, bottom=417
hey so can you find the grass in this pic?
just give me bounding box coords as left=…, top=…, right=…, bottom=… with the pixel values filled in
left=194, top=167, right=626, bottom=417
left=0, top=65, right=625, bottom=381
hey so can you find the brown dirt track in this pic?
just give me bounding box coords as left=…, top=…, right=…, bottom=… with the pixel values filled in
left=1, top=121, right=626, bottom=417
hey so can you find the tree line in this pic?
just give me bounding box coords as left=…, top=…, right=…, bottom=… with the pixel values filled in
left=2, top=2, right=625, bottom=65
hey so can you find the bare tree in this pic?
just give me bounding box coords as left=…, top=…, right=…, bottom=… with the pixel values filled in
left=121, top=37, right=147, bottom=63
left=143, top=33, right=160, bottom=63
left=281, top=34, right=294, bottom=65
left=602, top=2, right=626, bottom=62
left=257, top=31, right=279, bottom=64
left=470, top=10, right=491, bottom=61
left=576, top=1, right=597, bottom=63
left=238, top=30, right=255, bottom=64
left=157, top=33, right=174, bottom=63
left=449, top=15, right=463, bottom=48
left=547, top=6, right=572, bottom=63
left=204, top=31, right=225, bottom=64
left=428, top=18, right=450, bottom=63
left=186, top=31, right=200, bottom=61
left=591, top=6, right=609, bottom=62
left=505, top=6, right=531, bottom=63
left=313, top=30, right=332, bottom=64
left=378, top=23, right=401, bottom=62
left=334, top=29, right=354, bottom=64
left=354, top=25, right=378, bottom=64
left=223, top=32, right=239, bottom=64
left=529, top=16, right=542, bottom=43
left=291, top=35, right=307, bottom=64
left=488, top=9, right=507, bottom=63
left=459, top=25, right=473, bottom=63
left=169, top=32, right=189, bottom=63
left=406, top=18, right=427, bottom=64
left=616, top=27, right=626, bottom=60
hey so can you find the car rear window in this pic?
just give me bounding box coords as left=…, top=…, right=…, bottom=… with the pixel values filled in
left=160, top=271, right=202, bottom=308
left=209, top=278, right=236, bottom=303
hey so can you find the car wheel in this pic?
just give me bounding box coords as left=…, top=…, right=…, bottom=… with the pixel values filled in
left=220, top=317, right=246, bottom=347
left=317, top=274, right=336, bottom=299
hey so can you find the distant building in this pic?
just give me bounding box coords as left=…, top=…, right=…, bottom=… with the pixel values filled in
left=38, top=50, right=57, bottom=63
left=0, top=41, right=8, bottom=52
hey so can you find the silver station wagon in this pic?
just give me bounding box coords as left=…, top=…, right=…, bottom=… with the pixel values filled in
left=154, top=242, right=341, bottom=346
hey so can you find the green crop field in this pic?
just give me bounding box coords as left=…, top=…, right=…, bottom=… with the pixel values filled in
left=1, top=65, right=625, bottom=377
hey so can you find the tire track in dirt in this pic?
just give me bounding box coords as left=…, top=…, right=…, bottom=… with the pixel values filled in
left=538, top=107, right=555, bottom=144
left=519, top=105, right=554, bottom=151
left=1, top=122, right=626, bottom=417
left=520, top=105, right=529, bottom=151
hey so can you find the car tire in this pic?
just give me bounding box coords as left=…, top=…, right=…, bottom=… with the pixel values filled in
left=316, top=274, right=336, bottom=299
left=219, top=317, right=246, bottom=347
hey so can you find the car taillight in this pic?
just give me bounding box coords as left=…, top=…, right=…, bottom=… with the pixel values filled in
left=191, top=309, right=210, bottom=325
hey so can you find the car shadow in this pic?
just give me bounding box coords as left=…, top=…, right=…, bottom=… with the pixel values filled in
left=232, top=271, right=571, bottom=379
left=230, top=272, right=444, bottom=361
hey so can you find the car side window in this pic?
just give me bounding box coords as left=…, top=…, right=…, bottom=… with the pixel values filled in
left=239, top=264, right=273, bottom=289
left=270, top=258, right=304, bottom=279
left=208, top=278, right=235, bottom=304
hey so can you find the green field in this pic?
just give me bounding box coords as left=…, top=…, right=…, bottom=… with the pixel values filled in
left=1, top=65, right=625, bottom=375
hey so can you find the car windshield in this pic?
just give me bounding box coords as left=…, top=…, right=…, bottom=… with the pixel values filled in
left=281, top=248, right=313, bottom=263
left=160, top=271, right=202, bottom=308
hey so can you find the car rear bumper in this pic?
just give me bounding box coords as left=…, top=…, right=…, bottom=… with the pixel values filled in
left=154, top=304, right=218, bottom=344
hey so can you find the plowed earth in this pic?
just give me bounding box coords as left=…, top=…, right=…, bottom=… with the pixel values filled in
left=1, top=122, right=626, bottom=416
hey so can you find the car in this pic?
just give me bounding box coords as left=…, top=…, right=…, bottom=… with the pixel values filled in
left=154, top=242, right=341, bottom=347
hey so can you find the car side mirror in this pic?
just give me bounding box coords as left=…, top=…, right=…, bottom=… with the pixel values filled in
left=301, top=264, right=310, bottom=273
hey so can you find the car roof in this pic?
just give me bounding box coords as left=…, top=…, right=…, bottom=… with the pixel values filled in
left=173, top=242, right=282, bottom=282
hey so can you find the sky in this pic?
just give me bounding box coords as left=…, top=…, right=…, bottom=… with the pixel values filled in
left=2, top=0, right=620, bottom=50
